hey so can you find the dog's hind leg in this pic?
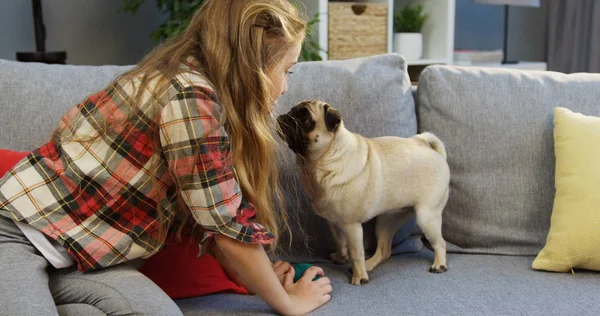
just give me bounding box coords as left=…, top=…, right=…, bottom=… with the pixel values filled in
left=340, top=223, right=370, bottom=285
left=365, top=211, right=413, bottom=272
left=415, top=191, right=448, bottom=273
left=327, top=221, right=349, bottom=264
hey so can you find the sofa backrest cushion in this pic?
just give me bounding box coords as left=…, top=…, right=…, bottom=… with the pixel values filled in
left=0, top=54, right=419, bottom=260
left=0, top=59, right=132, bottom=151
left=417, top=65, right=600, bottom=255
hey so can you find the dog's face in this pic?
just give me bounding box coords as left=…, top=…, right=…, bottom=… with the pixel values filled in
left=276, top=100, right=342, bottom=156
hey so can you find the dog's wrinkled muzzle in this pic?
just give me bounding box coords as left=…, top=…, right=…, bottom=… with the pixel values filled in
left=276, top=113, right=308, bottom=156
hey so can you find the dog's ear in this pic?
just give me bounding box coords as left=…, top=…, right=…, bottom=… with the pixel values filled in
left=324, top=104, right=341, bottom=132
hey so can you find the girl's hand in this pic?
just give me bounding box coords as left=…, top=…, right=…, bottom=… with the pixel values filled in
left=214, top=235, right=332, bottom=315
left=273, top=261, right=294, bottom=285
left=282, top=266, right=332, bottom=316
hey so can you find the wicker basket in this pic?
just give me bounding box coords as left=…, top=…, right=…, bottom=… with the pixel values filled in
left=328, top=2, right=388, bottom=60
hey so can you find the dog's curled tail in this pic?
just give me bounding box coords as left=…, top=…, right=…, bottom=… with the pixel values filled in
left=415, top=132, right=447, bottom=160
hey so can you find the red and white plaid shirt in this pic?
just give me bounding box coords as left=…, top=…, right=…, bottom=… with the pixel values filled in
left=0, top=62, right=274, bottom=272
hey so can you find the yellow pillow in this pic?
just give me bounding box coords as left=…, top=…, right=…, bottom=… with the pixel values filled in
left=532, top=107, right=600, bottom=272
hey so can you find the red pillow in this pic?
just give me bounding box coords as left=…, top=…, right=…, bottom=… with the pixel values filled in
left=0, top=149, right=29, bottom=178
left=139, top=235, right=250, bottom=299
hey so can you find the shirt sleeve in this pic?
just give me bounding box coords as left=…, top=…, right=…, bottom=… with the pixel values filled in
left=158, top=84, right=275, bottom=248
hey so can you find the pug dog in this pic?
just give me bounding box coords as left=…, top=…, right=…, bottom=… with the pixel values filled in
left=276, top=100, right=450, bottom=285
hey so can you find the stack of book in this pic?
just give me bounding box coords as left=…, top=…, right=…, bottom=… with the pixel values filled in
left=453, top=50, right=504, bottom=65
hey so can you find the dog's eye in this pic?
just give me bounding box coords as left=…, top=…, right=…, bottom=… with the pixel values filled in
left=303, top=116, right=311, bottom=125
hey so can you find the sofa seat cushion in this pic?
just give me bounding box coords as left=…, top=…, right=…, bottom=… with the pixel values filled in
left=175, top=250, right=600, bottom=315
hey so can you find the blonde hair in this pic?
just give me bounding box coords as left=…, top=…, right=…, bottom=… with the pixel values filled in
left=54, top=0, right=307, bottom=252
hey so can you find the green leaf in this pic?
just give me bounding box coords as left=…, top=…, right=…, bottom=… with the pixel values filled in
left=393, top=4, right=428, bottom=33
left=119, top=0, right=145, bottom=14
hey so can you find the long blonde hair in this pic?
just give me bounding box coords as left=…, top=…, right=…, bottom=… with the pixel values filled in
left=55, top=0, right=307, bottom=252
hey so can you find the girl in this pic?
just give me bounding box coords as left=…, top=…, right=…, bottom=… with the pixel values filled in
left=0, top=0, right=332, bottom=315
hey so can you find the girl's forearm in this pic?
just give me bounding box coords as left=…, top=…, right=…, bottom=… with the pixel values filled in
left=214, top=235, right=293, bottom=314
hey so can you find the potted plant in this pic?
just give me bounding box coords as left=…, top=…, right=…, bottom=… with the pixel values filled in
left=393, top=3, right=428, bottom=60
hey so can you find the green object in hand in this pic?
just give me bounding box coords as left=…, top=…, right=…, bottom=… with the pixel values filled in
left=292, top=263, right=321, bottom=282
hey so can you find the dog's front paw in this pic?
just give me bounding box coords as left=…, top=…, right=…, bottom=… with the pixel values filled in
left=328, top=252, right=349, bottom=264
left=429, top=264, right=448, bottom=274
left=351, top=276, right=369, bottom=286
left=350, top=268, right=370, bottom=285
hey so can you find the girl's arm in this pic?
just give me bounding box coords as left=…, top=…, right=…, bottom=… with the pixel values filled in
left=160, top=89, right=332, bottom=314
left=215, top=234, right=332, bottom=316
left=211, top=243, right=294, bottom=291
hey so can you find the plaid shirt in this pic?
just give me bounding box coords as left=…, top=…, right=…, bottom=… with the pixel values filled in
left=0, top=62, right=274, bottom=272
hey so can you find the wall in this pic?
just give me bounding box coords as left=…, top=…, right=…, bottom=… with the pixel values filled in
left=0, top=0, right=164, bottom=65
left=454, top=0, right=547, bottom=62
left=0, top=0, right=548, bottom=65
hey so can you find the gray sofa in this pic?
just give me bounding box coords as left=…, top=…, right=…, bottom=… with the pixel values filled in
left=1, top=54, right=600, bottom=316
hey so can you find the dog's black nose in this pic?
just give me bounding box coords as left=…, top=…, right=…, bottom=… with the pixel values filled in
left=275, top=112, right=308, bottom=156
left=276, top=113, right=291, bottom=128
left=276, top=114, right=286, bottom=124
left=276, top=114, right=293, bottom=139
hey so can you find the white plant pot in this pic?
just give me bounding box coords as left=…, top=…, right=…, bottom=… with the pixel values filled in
left=393, top=33, right=423, bottom=60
